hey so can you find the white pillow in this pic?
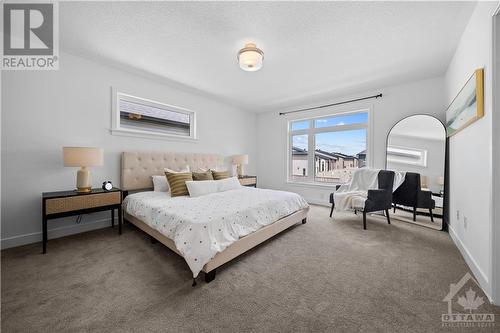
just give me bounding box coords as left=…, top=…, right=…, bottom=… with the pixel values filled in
left=216, top=177, right=242, bottom=192
left=152, top=175, right=169, bottom=192
left=186, top=180, right=218, bottom=197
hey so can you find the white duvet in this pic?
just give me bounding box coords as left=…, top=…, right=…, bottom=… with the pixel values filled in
left=123, top=187, right=309, bottom=278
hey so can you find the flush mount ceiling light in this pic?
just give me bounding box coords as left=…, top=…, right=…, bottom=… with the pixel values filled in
left=238, top=42, right=264, bottom=72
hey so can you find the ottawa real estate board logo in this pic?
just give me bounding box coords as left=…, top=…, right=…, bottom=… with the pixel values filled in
left=442, top=272, right=495, bottom=328
left=2, top=2, right=59, bottom=70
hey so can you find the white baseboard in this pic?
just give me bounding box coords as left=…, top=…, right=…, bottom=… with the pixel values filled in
left=1, top=217, right=116, bottom=250
left=448, top=225, right=492, bottom=301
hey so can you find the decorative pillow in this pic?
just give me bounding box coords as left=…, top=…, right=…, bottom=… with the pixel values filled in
left=211, top=170, right=230, bottom=180
left=164, top=166, right=190, bottom=173
left=186, top=180, right=218, bottom=197
left=165, top=172, right=193, bottom=197
left=192, top=171, right=214, bottom=181
left=216, top=177, right=242, bottom=192
left=152, top=175, right=169, bottom=192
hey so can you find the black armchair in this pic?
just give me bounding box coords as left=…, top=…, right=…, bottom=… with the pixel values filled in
left=329, top=170, right=395, bottom=229
left=392, top=172, right=436, bottom=222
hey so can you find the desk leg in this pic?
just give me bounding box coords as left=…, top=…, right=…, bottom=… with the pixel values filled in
left=118, top=206, right=122, bottom=235
left=42, top=216, right=47, bottom=254
left=111, top=209, right=115, bottom=228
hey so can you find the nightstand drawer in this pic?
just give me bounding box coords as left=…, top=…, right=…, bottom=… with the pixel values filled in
left=239, top=177, right=257, bottom=186
left=45, top=192, right=121, bottom=215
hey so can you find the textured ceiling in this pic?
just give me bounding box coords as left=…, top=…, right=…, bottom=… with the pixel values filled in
left=60, top=1, right=476, bottom=112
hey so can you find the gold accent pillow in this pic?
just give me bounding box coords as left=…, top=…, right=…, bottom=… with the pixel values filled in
left=165, top=172, right=193, bottom=197
left=211, top=170, right=230, bottom=180
left=192, top=171, right=214, bottom=181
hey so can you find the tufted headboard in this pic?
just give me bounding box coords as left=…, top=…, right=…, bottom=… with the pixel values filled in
left=121, top=152, right=225, bottom=191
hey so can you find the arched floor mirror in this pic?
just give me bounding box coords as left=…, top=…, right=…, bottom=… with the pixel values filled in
left=384, top=115, right=447, bottom=230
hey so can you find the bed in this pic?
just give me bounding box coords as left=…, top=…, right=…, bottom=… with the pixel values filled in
left=121, top=152, right=310, bottom=284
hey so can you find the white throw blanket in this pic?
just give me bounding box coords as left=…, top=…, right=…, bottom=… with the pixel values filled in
left=334, top=169, right=406, bottom=211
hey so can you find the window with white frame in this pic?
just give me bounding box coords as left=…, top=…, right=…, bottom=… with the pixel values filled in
left=288, top=110, right=370, bottom=185
left=111, top=91, right=196, bottom=140
left=387, top=146, right=427, bottom=167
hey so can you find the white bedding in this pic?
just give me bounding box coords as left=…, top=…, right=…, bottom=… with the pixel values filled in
left=123, top=187, right=309, bottom=278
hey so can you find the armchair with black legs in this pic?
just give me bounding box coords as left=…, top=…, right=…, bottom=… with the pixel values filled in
left=392, top=172, right=436, bottom=222
left=329, top=170, right=395, bottom=230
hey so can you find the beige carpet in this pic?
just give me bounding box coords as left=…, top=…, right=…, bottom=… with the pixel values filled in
left=2, top=205, right=499, bottom=332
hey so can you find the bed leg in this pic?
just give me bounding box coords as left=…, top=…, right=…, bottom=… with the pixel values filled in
left=205, top=269, right=216, bottom=283
left=302, top=218, right=307, bottom=224
left=150, top=235, right=158, bottom=244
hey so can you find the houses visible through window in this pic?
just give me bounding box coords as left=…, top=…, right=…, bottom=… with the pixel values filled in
left=112, top=91, right=196, bottom=140
left=292, top=135, right=308, bottom=177
left=289, top=110, right=369, bottom=184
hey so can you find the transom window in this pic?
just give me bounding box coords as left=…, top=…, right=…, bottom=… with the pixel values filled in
left=387, top=146, right=427, bottom=167
left=112, top=91, right=196, bottom=140
left=288, top=110, right=370, bottom=185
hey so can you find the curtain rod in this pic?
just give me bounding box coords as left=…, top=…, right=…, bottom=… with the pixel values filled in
left=278, top=93, right=383, bottom=116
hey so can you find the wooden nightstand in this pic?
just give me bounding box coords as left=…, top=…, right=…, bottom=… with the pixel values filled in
left=238, top=175, right=257, bottom=187
left=42, top=188, right=122, bottom=254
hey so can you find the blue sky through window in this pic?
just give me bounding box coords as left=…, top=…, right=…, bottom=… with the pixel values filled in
left=292, top=135, right=308, bottom=150
left=315, top=129, right=366, bottom=156
left=291, top=120, right=309, bottom=131
left=315, top=112, right=368, bottom=128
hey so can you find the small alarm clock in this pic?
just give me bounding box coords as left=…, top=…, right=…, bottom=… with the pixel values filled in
left=102, top=181, right=113, bottom=191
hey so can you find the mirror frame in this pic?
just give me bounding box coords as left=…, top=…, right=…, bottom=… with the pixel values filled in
left=385, top=114, right=449, bottom=231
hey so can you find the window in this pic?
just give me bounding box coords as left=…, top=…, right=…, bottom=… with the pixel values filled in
left=387, top=146, right=427, bottom=167
left=111, top=91, right=196, bottom=140
left=288, top=110, right=370, bottom=185
left=291, top=135, right=308, bottom=180
left=291, top=120, right=310, bottom=131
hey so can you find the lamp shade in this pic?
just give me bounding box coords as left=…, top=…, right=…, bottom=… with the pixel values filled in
left=437, top=176, right=445, bottom=186
left=63, top=147, right=103, bottom=167
left=232, top=154, right=248, bottom=165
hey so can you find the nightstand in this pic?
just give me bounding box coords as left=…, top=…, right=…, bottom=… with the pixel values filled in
left=42, top=188, right=122, bottom=254
left=238, top=175, right=257, bottom=187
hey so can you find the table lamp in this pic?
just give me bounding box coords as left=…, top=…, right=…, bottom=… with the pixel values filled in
left=232, top=154, right=248, bottom=177
left=63, top=147, right=103, bottom=193
left=437, top=176, right=445, bottom=195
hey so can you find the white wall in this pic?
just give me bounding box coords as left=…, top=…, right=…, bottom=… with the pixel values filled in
left=1, top=52, right=257, bottom=249
left=493, top=6, right=500, bottom=306
left=444, top=1, right=499, bottom=301
left=256, top=76, right=447, bottom=205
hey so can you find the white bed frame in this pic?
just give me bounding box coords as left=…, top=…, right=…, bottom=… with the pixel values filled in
left=121, top=152, right=309, bottom=283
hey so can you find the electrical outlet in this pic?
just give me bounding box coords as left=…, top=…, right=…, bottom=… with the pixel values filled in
left=464, top=216, right=468, bottom=229
left=456, top=210, right=460, bottom=220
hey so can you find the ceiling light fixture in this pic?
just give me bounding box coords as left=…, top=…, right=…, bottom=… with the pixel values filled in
left=238, top=42, right=264, bottom=72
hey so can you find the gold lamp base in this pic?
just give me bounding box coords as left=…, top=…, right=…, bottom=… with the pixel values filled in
left=236, top=164, right=244, bottom=177
left=76, top=167, right=92, bottom=193
left=76, top=187, right=92, bottom=193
